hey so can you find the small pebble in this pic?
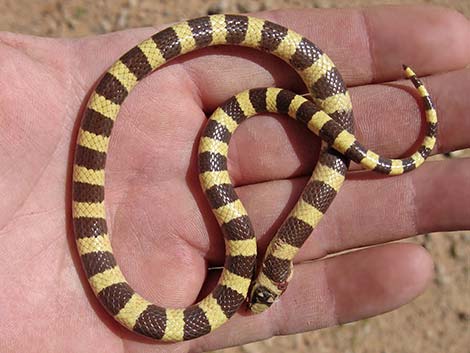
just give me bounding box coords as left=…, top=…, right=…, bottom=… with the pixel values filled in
left=128, top=0, right=138, bottom=8
left=100, top=18, right=112, bottom=32
left=236, top=1, right=261, bottom=13
left=314, top=0, right=333, bottom=8
left=117, top=8, right=129, bottom=28
left=460, top=232, right=470, bottom=242
left=207, top=0, right=229, bottom=14
left=434, top=264, right=450, bottom=286
left=457, top=311, right=470, bottom=322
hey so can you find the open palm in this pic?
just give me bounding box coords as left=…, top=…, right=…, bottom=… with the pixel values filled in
left=0, top=5, right=469, bottom=353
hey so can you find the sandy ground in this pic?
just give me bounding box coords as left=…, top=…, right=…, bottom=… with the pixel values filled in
left=0, top=1, right=468, bottom=352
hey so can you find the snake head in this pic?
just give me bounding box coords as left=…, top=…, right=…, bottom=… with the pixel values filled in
left=248, top=283, right=277, bottom=314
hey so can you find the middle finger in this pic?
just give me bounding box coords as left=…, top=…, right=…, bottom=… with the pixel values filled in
left=227, top=68, right=470, bottom=186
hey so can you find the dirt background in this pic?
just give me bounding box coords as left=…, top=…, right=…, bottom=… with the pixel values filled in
left=0, top=1, right=467, bottom=352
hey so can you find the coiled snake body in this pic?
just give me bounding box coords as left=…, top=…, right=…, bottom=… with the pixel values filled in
left=72, top=14, right=437, bottom=341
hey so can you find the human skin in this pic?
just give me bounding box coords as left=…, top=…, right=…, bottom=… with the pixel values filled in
left=0, top=4, right=469, bottom=353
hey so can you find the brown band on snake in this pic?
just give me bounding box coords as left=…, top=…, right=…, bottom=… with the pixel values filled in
left=260, top=21, right=289, bottom=51
left=198, top=151, right=228, bottom=172
left=202, top=120, right=232, bottom=141
left=275, top=89, right=297, bottom=113
left=134, top=305, right=167, bottom=339
left=188, top=16, right=213, bottom=48
left=221, top=95, right=248, bottom=123
left=120, top=46, right=153, bottom=79
left=226, top=255, right=258, bottom=278
left=291, top=38, right=323, bottom=71
left=345, top=141, right=367, bottom=162
left=328, top=110, right=354, bottom=131
left=152, top=27, right=182, bottom=60
left=275, top=217, right=314, bottom=248
left=402, top=158, right=417, bottom=172
left=95, top=73, right=129, bottom=104
left=183, top=306, right=211, bottom=340
left=81, top=251, right=117, bottom=277
left=74, top=145, right=107, bottom=170
left=418, top=145, right=432, bottom=158
left=98, top=282, right=135, bottom=315
left=213, top=284, right=246, bottom=317
left=317, top=149, right=350, bottom=174
left=72, top=182, right=105, bottom=203
left=249, top=87, right=268, bottom=112
left=262, top=255, right=291, bottom=282
left=311, top=67, right=348, bottom=100
left=74, top=217, right=107, bottom=239
left=428, top=123, right=438, bottom=137
left=205, top=183, right=239, bottom=209
left=302, top=180, right=337, bottom=214
left=220, top=215, right=255, bottom=241
left=81, top=109, right=114, bottom=137
left=225, top=15, right=249, bottom=44
left=319, top=119, right=347, bottom=145
left=374, top=157, right=393, bottom=174
left=296, top=100, right=320, bottom=124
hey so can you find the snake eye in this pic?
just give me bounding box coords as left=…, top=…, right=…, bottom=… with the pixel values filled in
left=251, top=285, right=276, bottom=306
left=248, top=285, right=278, bottom=314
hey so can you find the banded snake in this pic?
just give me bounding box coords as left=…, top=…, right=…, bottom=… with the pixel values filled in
left=72, top=14, right=437, bottom=341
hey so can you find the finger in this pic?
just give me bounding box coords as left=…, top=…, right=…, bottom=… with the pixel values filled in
left=226, top=68, right=470, bottom=185
left=190, top=5, right=470, bottom=107
left=73, top=6, right=470, bottom=108
left=260, top=5, right=470, bottom=82
left=194, top=243, right=433, bottom=351
left=227, top=158, right=470, bottom=263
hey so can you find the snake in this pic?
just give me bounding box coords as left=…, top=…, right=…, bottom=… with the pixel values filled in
left=71, top=14, right=437, bottom=342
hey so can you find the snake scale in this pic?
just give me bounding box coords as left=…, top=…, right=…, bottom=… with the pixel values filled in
left=72, top=14, right=437, bottom=341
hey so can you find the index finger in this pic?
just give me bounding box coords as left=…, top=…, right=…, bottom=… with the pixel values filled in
left=179, top=5, right=470, bottom=107
left=264, top=5, right=470, bottom=83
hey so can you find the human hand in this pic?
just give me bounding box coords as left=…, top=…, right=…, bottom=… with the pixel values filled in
left=0, top=5, right=468, bottom=353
